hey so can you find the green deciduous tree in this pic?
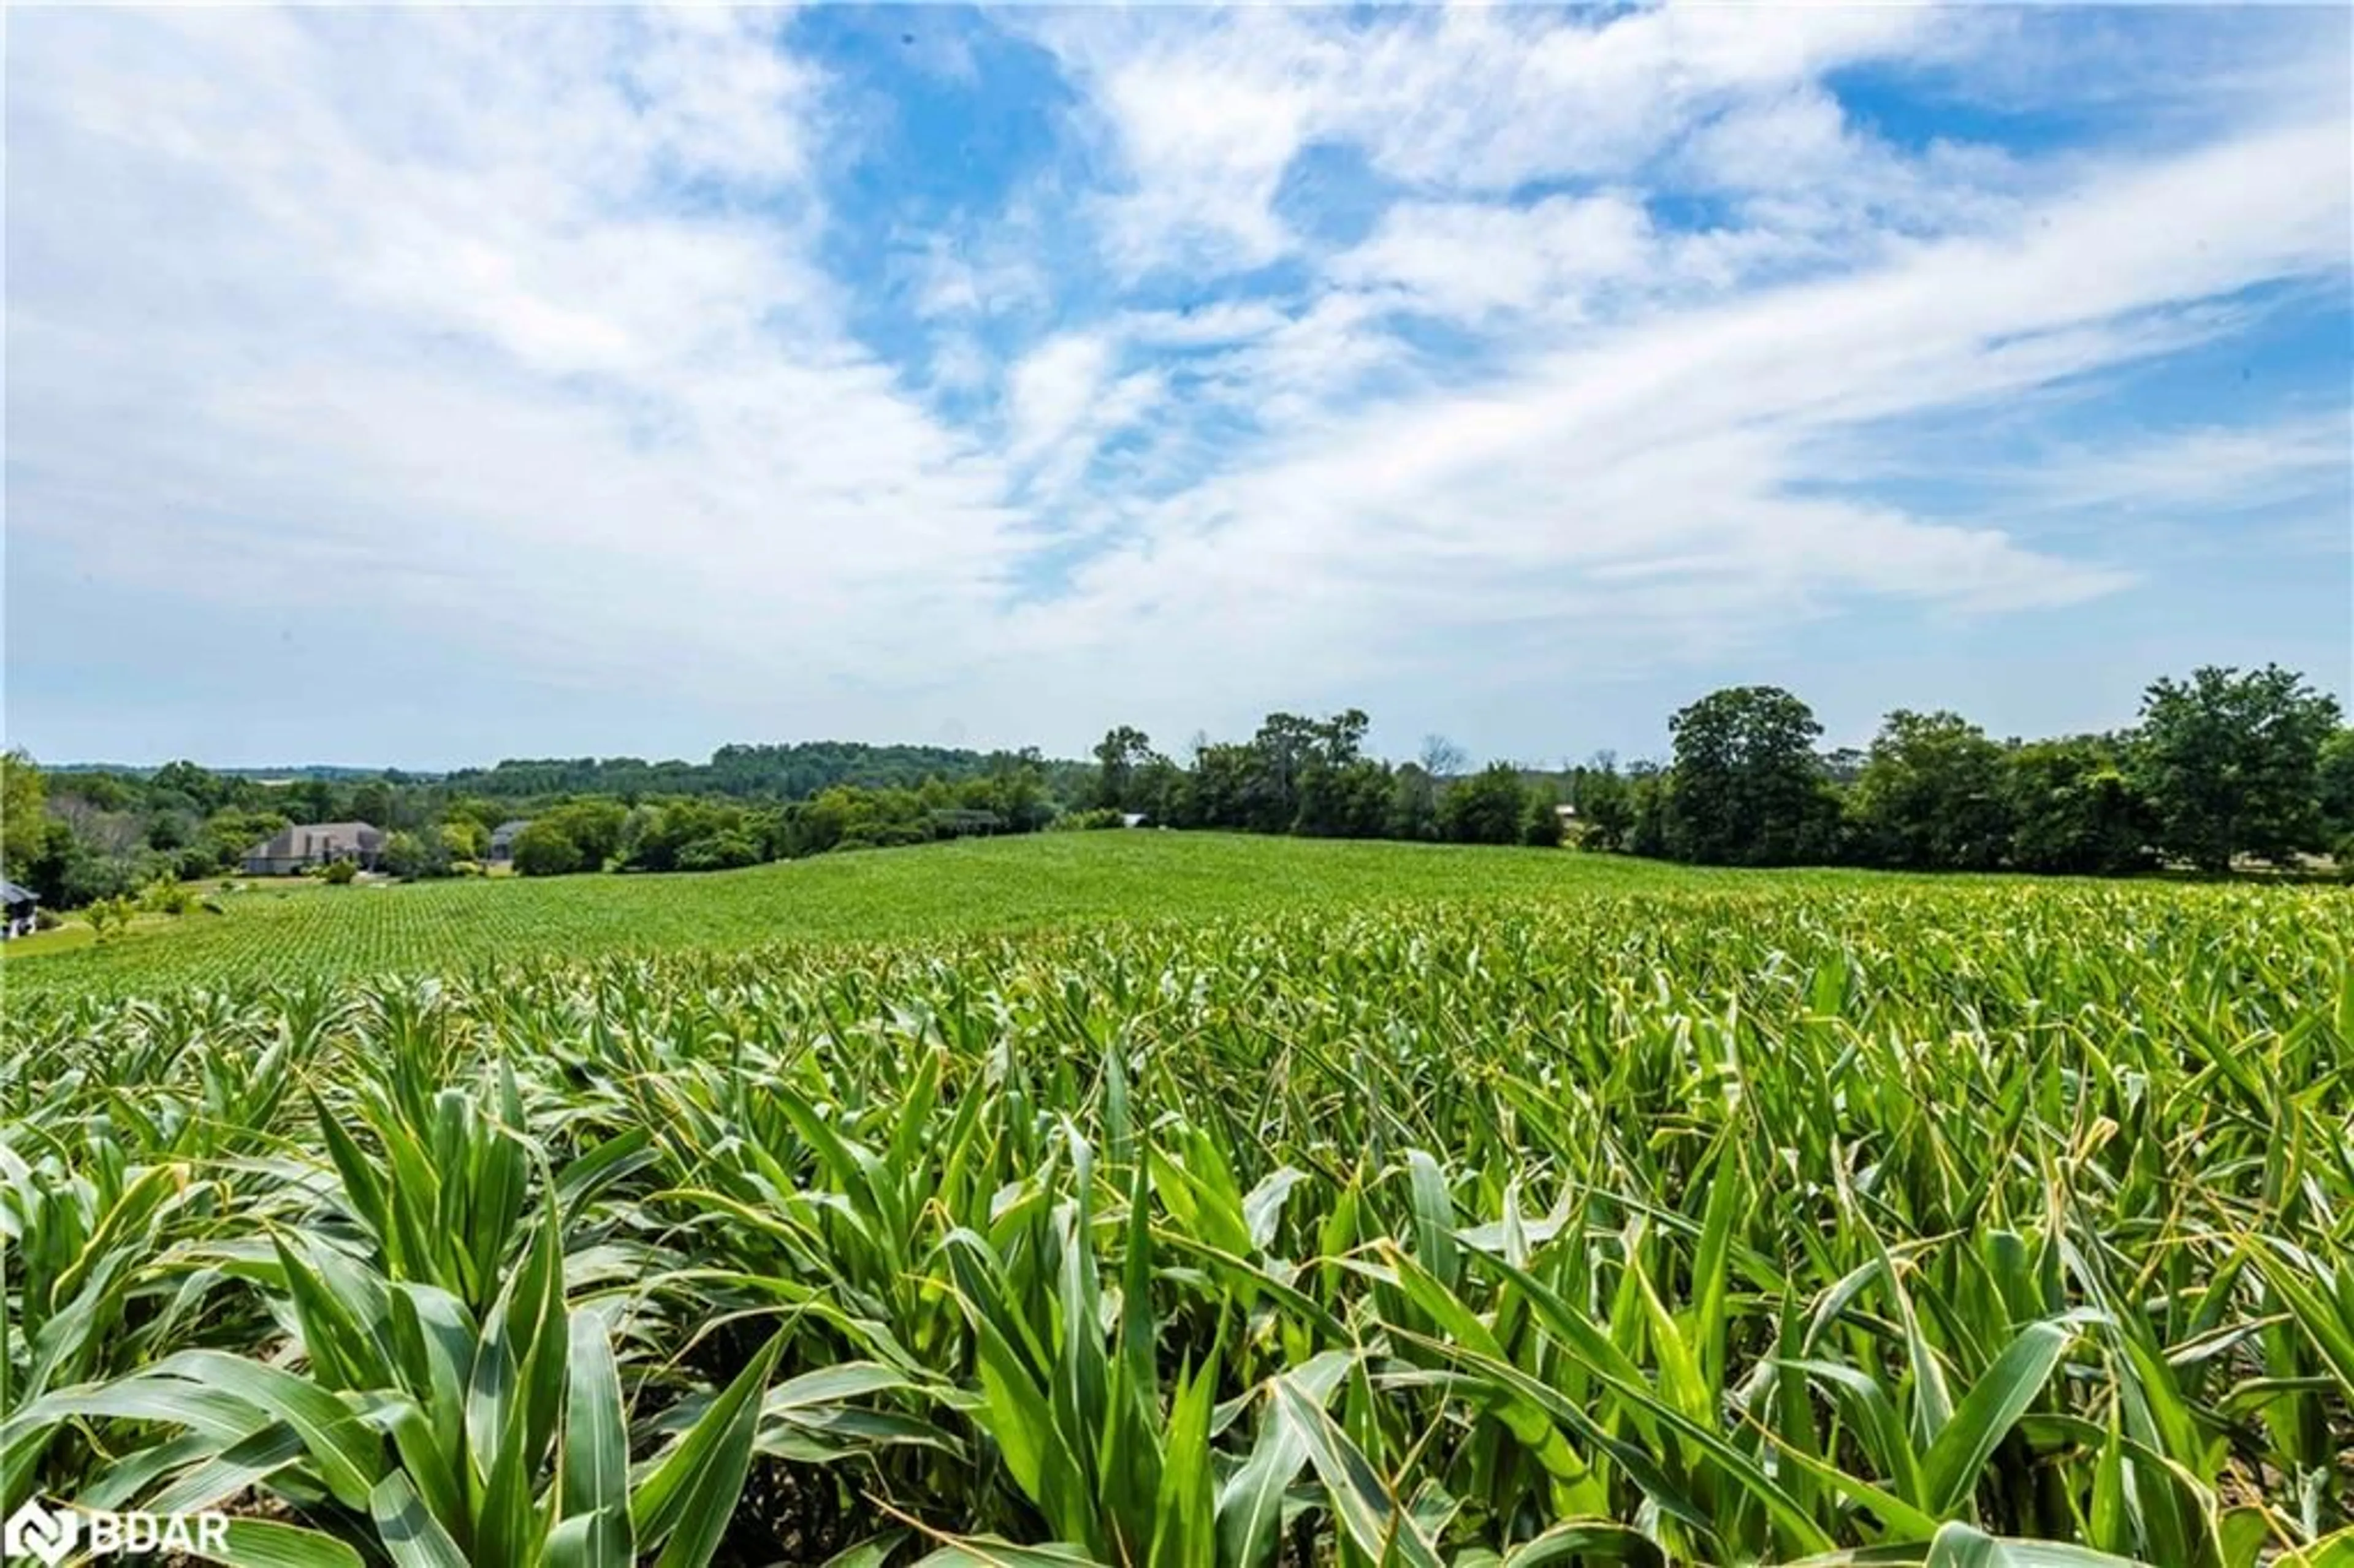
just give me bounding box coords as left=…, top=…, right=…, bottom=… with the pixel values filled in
left=1439, top=763, right=1528, bottom=845
left=80, top=892, right=137, bottom=940
left=1519, top=782, right=1564, bottom=847
left=1295, top=756, right=1392, bottom=838
left=2130, top=664, right=2341, bottom=872
left=2, top=748, right=47, bottom=882
left=535, top=799, right=628, bottom=869
left=1575, top=756, right=1636, bottom=852
left=1089, top=726, right=1156, bottom=811
left=1664, top=687, right=1839, bottom=866
left=380, top=829, right=455, bottom=880
left=2316, top=726, right=2354, bottom=835
left=509, top=821, right=586, bottom=877
left=2002, top=738, right=2153, bottom=875
left=1848, top=710, right=2014, bottom=870
left=440, top=818, right=489, bottom=860
left=1384, top=763, right=1439, bottom=842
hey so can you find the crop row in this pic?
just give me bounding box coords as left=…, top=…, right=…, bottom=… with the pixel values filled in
left=3, top=883, right=2350, bottom=1565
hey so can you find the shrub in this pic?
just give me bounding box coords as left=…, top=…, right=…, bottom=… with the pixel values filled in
left=321, top=859, right=359, bottom=886
left=81, top=894, right=137, bottom=941
left=380, top=830, right=454, bottom=881
left=58, top=852, right=140, bottom=908
left=140, top=878, right=194, bottom=916
left=1051, top=808, right=1126, bottom=832
left=1439, top=764, right=1528, bottom=845
left=510, top=822, right=585, bottom=877
left=675, top=831, right=761, bottom=872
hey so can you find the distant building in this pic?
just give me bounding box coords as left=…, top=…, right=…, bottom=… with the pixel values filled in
left=487, top=820, right=532, bottom=862
left=2, top=880, right=37, bottom=939
left=243, top=821, right=386, bottom=876
left=1554, top=803, right=1579, bottom=821
left=1119, top=812, right=1149, bottom=829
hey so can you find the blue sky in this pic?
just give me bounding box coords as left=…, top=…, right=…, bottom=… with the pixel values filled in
left=4, top=5, right=2347, bottom=770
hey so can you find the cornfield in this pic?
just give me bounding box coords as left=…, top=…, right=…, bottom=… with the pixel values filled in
left=3, top=881, right=2350, bottom=1566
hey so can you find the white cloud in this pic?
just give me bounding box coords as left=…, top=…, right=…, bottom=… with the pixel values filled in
left=1027, top=4, right=1962, bottom=278
left=1333, top=194, right=1658, bottom=322
left=6, top=7, right=1023, bottom=709
left=6, top=6, right=2348, bottom=762
left=2002, top=413, right=2354, bottom=521
left=1006, top=334, right=1116, bottom=465
left=996, top=112, right=2347, bottom=707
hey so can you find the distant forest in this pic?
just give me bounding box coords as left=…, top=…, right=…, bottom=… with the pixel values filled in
left=4, top=661, right=2347, bottom=913
left=440, top=742, right=1100, bottom=802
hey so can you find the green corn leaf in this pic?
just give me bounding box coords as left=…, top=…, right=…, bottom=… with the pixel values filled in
left=1498, top=1520, right=1667, bottom=1567
left=547, top=1509, right=638, bottom=1568
left=635, top=1328, right=785, bottom=1568
left=821, top=1530, right=911, bottom=1568
left=561, top=1311, right=631, bottom=1532
left=142, top=1350, right=386, bottom=1511
left=1147, top=1356, right=1217, bottom=1568
left=371, top=1471, right=471, bottom=1568
left=1216, top=1353, right=1355, bottom=1568
left=910, top=1539, right=1110, bottom=1568
left=190, top=1519, right=371, bottom=1568
left=1271, top=1370, right=1446, bottom=1568
left=1922, top=1317, right=2084, bottom=1518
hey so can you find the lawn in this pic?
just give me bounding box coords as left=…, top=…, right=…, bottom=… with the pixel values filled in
left=4, top=832, right=1731, bottom=1000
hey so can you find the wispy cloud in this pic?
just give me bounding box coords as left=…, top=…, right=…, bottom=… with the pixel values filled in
left=4, top=4, right=2347, bottom=765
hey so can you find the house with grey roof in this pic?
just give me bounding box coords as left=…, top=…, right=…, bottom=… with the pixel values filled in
left=242, top=821, right=386, bottom=876
left=487, top=820, right=532, bottom=862
left=2, top=879, right=37, bottom=939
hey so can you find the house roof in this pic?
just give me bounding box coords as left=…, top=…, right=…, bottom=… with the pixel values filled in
left=1, top=880, right=36, bottom=905
left=245, top=821, right=384, bottom=858
left=489, top=819, right=531, bottom=839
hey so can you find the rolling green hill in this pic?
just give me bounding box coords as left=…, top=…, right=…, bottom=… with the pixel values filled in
left=5, top=832, right=1735, bottom=999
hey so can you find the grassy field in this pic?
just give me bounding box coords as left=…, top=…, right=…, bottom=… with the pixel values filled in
left=3, top=833, right=1729, bottom=1000
left=4, top=839, right=2351, bottom=1566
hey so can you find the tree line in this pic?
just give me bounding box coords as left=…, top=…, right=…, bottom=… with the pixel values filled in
left=2, top=660, right=2345, bottom=910
left=0, top=750, right=1072, bottom=903
left=441, top=740, right=1095, bottom=803
left=1081, top=663, right=2350, bottom=875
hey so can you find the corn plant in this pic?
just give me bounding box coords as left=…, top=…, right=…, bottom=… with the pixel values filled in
left=1, top=881, right=2346, bottom=1564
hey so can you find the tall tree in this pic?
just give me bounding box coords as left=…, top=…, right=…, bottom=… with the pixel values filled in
left=1419, top=734, right=1468, bottom=778
left=1574, top=755, right=1636, bottom=852
left=2003, top=738, right=2152, bottom=875
left=1663, top=686, right=1839, bottom=866
left=1848, top=710, right=2014, bottom=870
left=149, top=759, right=226, bottom=814
left=2130, top=664, right=2340, bottom=872
left=1439, top=763, right=1528, bottom=846
left=2316, top=726, right=2354, bottom=835
left=1, top=749, right=45, bottom=882
left=1089, top=726, right=1156, bottom=811
left=1242, top=713, right=1322, bottom=833
left=1386, top=763, right=1440, bottom=842
left=1184, top=742, right=1257, bottom=830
